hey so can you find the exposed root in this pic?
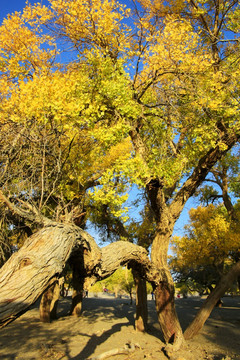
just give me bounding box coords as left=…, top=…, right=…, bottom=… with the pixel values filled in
left=88, top=341, right=140, bottom=360
left=162, top=335, right=185, bottom=359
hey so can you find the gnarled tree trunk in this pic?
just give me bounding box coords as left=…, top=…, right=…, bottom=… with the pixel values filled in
left=0, top=223, right=101, bottom=327
left=0, top=224, right=161, bottom=329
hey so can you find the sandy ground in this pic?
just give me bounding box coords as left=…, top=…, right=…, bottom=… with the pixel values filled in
left=0, top=294, right=239, bottom=360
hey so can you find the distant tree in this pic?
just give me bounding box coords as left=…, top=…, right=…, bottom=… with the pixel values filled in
left=170, top=204, right=240, bottom=293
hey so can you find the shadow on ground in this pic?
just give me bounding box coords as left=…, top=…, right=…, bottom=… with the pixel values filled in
left=0, top=295, right=239, bottom=359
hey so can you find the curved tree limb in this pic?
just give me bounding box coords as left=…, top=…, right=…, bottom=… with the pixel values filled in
left=0, top=223, right=101, bottom=327
left=0, top=223, right=164, bottom=328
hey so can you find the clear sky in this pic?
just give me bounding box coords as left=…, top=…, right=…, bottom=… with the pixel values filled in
left=0, top=0, right=46, bottom=17
left=0, top=1, right=50, bottom=23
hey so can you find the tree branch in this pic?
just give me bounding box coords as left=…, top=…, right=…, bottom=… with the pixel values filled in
left=170, top=129, right=240, bottom=220
left=0, top=190, right=52, bottom=227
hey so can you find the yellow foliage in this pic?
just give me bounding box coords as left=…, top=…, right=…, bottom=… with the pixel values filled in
left=0, top=0, right=239, bottom=224
left=171, top=205, right=240, bottom=270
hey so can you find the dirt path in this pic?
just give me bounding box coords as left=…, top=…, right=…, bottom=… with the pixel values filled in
left=0, top=295, right=239, bottom=360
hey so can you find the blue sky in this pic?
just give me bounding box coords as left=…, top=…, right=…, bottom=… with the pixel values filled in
left=0, top=1, right=48, bottom=22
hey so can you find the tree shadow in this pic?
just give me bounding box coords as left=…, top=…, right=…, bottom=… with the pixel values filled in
left=176, top=296, right=240, bottom=358
left=70, top=322, right=130, bottom=359
left=1, top=296, right=239, bottom=359
left=0, top=296, right=137, bottom=359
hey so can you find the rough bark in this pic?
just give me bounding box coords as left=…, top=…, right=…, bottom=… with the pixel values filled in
left=39, top=280, right=56, bottom=323
left=146, top=180, right=184, bottom=347
left=95, top=241, right=159, bottom=282
left=155, top=278, right=183, bottom=345
left=0, top=224, right=162, bottom=328
left=70, top=261, right=84, bottom=316
left=50, top=277, right=64, bottom=320
left=132, top=269, right=148, bottom=332
left=184, top=261, right=240, bottom=340
left=0, top=223, right=101, bottom=327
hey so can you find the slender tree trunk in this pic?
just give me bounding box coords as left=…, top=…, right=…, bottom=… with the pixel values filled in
left=71, top=289, right=83, bottom=316
left=132, top=269, right=148, bottom=332
left=184, top=261, right=240, bottom=340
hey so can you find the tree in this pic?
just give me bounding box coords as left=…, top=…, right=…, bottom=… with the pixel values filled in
left=0, top=0, right=240, bottom=354
left=170, top=204, right=240, bottom=294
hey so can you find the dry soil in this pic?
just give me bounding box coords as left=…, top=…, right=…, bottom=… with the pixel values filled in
left=0, top=294, right=239, bottom=360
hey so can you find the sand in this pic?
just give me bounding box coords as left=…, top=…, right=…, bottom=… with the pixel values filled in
left=0, top=294, right=239, bottom=360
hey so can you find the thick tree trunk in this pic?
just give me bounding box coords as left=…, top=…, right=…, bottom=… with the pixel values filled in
left=155, top=278, right=183, bottom=344
left=151, top=225, right=184, bottom=349
left=0, top=223, right=101, bottom=327
left=39, top=280, right=56, bottom=323
left=184, top=261, right=240, bottom=340
left=0, top=224, right=160, bottom=328
left=133, top=269, right=148, bottom=332
left=70, top=261, right=84, bottom=316
left=146, top=180, right=184, bottom=348
left=50, top=277, right=64, bottom=320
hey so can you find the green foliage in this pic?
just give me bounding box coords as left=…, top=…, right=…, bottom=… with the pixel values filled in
left=90, top=267, right=135, bottom=297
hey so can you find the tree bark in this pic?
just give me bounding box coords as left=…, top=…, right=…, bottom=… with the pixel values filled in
left=50, top=277, right=64, bottom=320
left=146, top=180, right=184, bottom=348
left=71, top=289, right=83, bottom=316
left=70, top=261, right=84, bottom=316
left=39, top=280, right=56, bottom=323
left=0, top=223, right=101, bottom=327
left=0, top=225, right=161, bottom=328
left=184, top=261, right=240, bottom=340
left=133, top=269, right=148, bottom=332
left=155, top=277, right=183, bottom=344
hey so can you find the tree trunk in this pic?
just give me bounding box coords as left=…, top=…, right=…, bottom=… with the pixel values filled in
left=71, top=289, right=83, bottom=316
left=0, top=225, right=158, bottom=328
left=50, top=277, right=64, bottom=320
left=132, top=269, right=148, bottom=332
left=155, top=278, right=183, bottom=344
left=150, top=224, right=184, bottom=349
left=70, top=261, right=84, bottom=316
left=39, top=280, right=56, bottom=322
left=0, top=223, right=101, bottom=327
left=184, top=261, right=240, bottom=340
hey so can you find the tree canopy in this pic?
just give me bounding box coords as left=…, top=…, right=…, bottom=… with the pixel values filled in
left=170, top=204, right=240, bottom=294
